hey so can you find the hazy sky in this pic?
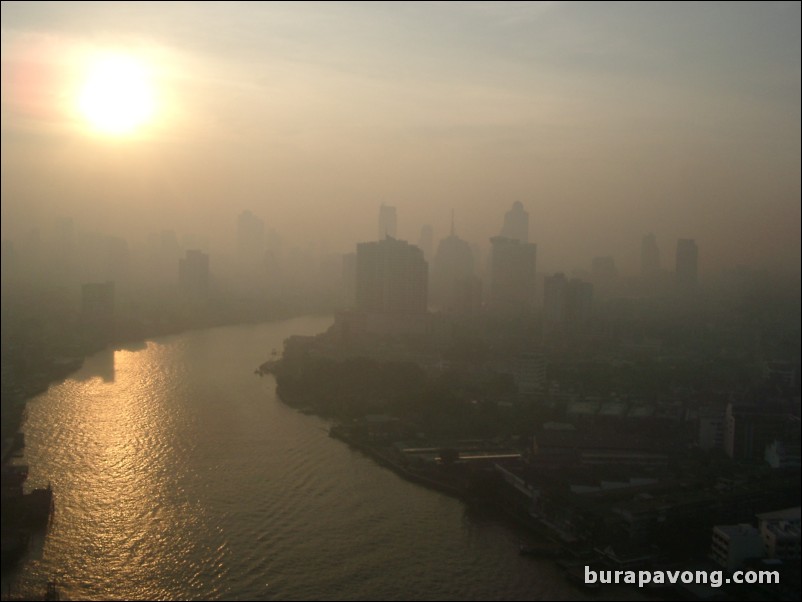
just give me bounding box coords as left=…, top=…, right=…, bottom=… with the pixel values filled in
left=2, top=1, right=800, bottom=273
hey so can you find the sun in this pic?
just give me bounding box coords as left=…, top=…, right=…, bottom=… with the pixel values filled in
left=78, top=53, right=156, bottom=136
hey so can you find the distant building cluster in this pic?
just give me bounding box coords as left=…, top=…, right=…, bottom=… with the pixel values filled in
left=332, top=202, right=702, bottom=330
left=0, top=197, right=708, bottom=346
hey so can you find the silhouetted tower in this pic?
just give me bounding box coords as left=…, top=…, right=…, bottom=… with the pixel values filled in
left=356, top=238, right=427, bottom=313
left=489, top=236, right=537, bottom=314
left=676, top=238, right=698, bottom=288
left=500, top=202, right=529, bottom=243
left=378, top=204, right=397, bottom=239
left=432, top=215, right=475, bottom=311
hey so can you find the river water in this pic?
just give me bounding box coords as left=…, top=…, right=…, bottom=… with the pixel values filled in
left=6, top=316, right=632, bottom=600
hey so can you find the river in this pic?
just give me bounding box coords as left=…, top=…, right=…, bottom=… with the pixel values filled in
left=5, top=316, right=635, bottom=600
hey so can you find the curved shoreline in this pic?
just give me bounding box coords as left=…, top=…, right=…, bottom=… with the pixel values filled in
left=327, top=425, right=465, bottom=498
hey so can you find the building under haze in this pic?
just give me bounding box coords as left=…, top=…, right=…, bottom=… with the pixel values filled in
left=431, top=227, right=475, bottom=312
left=488, top=236, right=537, bottom=314
left=340, top=237, right=430, bottom=336
left=179, top=250, right=210, bottom=298
left=500, top=202, right=529, bottom=243
left=676, top=238, right=699, bottom=289
left=356, top=237, right=427, bottom=314
left=378, top=204, right=397, bottom=239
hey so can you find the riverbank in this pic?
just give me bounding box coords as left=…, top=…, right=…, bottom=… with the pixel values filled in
left=265, top=346, right=800, bottom=601
left=327, top=424, right=466, bottom=498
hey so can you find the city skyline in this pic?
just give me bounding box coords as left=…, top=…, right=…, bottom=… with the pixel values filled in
left=1, top=2, right=799, bottom=276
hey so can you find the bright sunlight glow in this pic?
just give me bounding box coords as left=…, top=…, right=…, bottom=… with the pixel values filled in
left=78, top=53, right=156, bottom=136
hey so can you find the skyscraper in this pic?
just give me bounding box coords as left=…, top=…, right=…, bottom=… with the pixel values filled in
left=500, top=202, right=529, bottom=243
left=378, top=204, right=397, bottom=239
left=489, top=236, right=537, bottom=314
left=432, top=228, right=475, bottom=311
left=676, top=238, right=698, bottom=288
left=356, top=237, right=427, bottom=314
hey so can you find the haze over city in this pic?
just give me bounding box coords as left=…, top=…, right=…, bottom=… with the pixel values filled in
left=2, top=1, right=800, bottom=275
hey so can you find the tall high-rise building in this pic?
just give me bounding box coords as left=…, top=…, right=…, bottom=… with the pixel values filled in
left=378, top=204, right=397, bottom=239
left=432, top=228, right=475, bottom=311
left=676, top=238, right=698, bottom=288
left=356, top=238, right=427, bottom=314
left=641, top=233, right=660, bottom=276
left=179, top=250, right=210, bottom=298
left=500, top=202, right=529, bottom=243
left=489, top=236, right=537, bottom=314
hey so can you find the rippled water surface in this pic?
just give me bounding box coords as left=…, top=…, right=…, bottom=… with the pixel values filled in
left=8, top=316, right=632, bottom=600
